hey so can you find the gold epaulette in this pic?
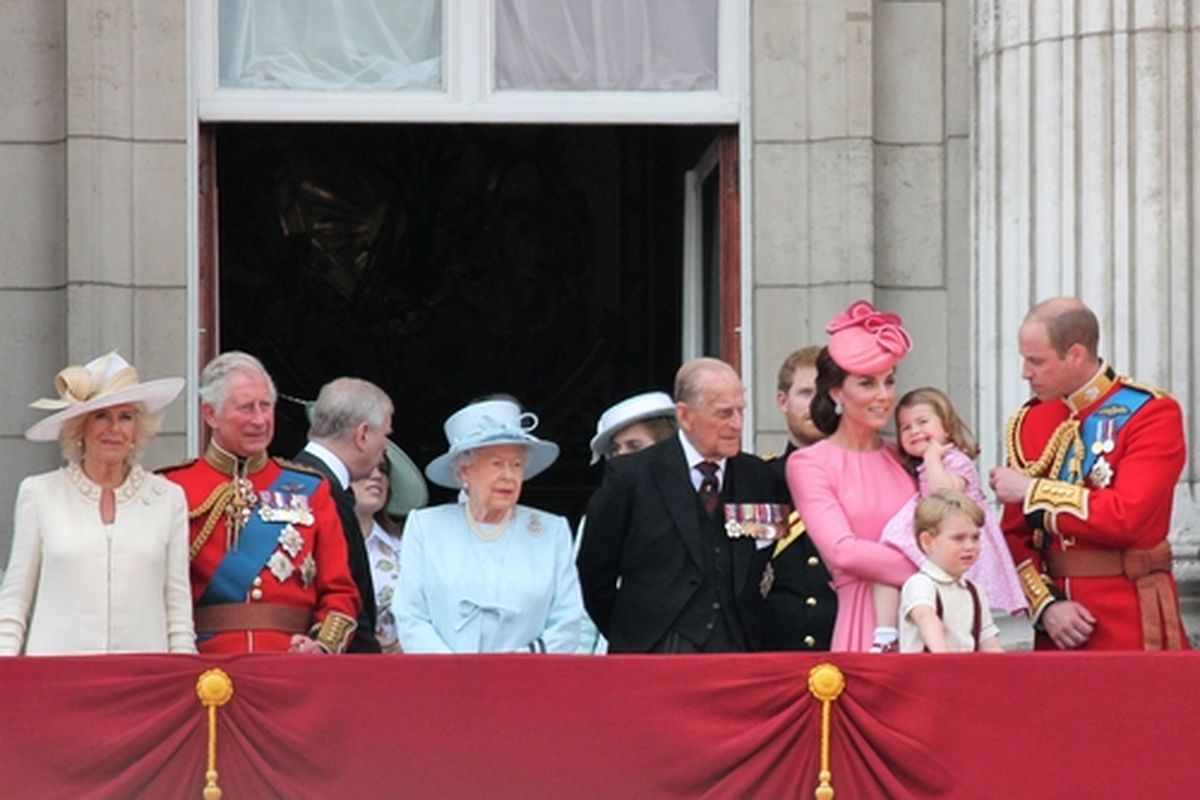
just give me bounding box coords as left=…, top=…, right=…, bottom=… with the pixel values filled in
left=1117, top=375, right=1167, bottom=400
left=272, top=457, right=325, bottom=478
left=154, top=457, right=198, bottom=475
left=759, top=451, right=780, bottom=463
left=312, top=611, right=358, bottom=654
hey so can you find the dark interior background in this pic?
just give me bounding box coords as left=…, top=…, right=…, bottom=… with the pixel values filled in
left=216, top=122, right=718, bottom=522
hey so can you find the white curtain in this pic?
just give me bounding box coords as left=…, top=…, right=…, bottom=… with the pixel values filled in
left=495, top=0, right=718, bottom=91
left=219, top=0, right=441, bottom=91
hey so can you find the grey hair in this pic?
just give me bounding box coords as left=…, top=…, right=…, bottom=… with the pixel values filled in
left=198, top=351, right=277, bottom=411
left=674, top=357, right=738, bottom=406
left=58, top=402, right=160, bottom=464
left=451, top=445, right=529, bottom=487
left=308, top=377, right=394, bottom=440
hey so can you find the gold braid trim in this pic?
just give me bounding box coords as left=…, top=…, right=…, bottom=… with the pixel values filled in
left=312, top=611, right=358, bottom=654
left=1016, top=559, right=1056, bottom=621
left=1005, top=409, right=1083, bottom=481
left=189, top=483, right=236, bottom=561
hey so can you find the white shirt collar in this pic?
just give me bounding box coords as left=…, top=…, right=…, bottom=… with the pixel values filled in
left=303, top=440, right=351, bottom=489
left=678, top=431, right=727, bottom=490
left=920, top=559, right=968, bottom=586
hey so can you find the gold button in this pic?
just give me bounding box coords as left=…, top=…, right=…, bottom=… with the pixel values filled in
left=250, top=588, right=263, bottom=601
left=806, top=597, right=818, bottom=607
left=803, top=636, right=816, bottom=647
left=807, top=556, right=819, bottom=567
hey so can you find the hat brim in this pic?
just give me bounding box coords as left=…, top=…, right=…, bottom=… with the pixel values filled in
left=384, top=439, right=429, bottom=517
left=25, top=377, right=185, bottom=442
left=425, top=438, right=560, bottom=489
left=589, top=406, right=677, bottom=465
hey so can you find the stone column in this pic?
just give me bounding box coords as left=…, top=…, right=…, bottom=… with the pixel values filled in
left=65, top=0, right=189, bottom=467
left=0, top=1, right=68, bottom=559
left=972, top=0, right=1200, bottom=628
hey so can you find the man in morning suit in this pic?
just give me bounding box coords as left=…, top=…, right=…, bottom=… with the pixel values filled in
left=293, top=378, right=394, bottom=654
left=577, top=357, right=792, bottom=652
left=163, top=352, right=361, bottom=654
left=760, top=346, right=837, bottom=651
left=989, top=297, right=1188, bottom=650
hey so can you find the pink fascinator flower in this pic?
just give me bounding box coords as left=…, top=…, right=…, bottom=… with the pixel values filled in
left=825, top=300, right=913, bottom=374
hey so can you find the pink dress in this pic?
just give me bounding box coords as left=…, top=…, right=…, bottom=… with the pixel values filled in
left=787, top=440, right=918, bottom=652
left=879, top=446, right=1026, bottom=614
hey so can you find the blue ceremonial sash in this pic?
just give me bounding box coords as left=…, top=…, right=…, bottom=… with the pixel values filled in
left=1058, top=386, right=1152, bottom=483
left=198, top=468, right=321, bottom=607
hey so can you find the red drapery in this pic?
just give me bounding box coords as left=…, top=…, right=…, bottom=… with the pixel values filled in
left=2, top=652, right=1197, bottom=799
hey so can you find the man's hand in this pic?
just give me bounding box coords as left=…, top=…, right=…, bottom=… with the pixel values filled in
left=289, top=634, right=325, bottom=654
left=988, top=466, right=1033, bottom=504
left=1041, top=600, right=1096, bottom=649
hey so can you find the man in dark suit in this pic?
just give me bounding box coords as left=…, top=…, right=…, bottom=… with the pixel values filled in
left=294, top=377, right=393, bottom=653
left=577, top=358, right=791, bottom=653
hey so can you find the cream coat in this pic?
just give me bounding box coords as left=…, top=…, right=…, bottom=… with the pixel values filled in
left=0, top=464, right=196, bottom=655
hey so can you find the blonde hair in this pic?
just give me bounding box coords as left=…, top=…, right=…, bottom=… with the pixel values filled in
left=894, top=386, right=979, bottom=473
left=912, top=489, right=984, bottom=546
left=58, top=402, right=160, bottom=464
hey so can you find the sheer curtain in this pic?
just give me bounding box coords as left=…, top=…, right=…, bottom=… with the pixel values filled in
left=495, top=0, right=718, bottom=91
left=218, top=0, right=441, bottom=91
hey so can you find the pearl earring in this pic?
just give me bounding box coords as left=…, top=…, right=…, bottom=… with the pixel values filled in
left=834, top=399, right=844, bottom=415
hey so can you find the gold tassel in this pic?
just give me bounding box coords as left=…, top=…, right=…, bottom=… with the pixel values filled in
left=196, top=668, right=235, bottom=800
left=807, top=663, right=846, bottom=800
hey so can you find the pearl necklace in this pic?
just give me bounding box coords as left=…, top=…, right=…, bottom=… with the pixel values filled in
left=466, top=506, right=512, bottom=542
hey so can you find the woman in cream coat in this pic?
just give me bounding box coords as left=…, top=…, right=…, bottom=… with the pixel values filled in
left=0, top=352, right=196, bottom=655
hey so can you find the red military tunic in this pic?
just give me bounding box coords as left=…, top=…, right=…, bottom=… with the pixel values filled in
left=162, top=443, right=361, bottom=653
left=1001, top=365, right=1188, bottom=650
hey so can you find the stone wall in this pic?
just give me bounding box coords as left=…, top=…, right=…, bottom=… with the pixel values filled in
left=0, top=0, right=189, bottom=559
left=751, top=0, right=974, bottom=452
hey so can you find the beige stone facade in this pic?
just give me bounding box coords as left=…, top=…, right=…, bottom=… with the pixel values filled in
left=1, top=2, right=1197, bottom=638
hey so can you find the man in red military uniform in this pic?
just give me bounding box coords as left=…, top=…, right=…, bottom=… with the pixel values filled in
left=162, top=352, right=360, bottom=654
left=989, top=297, right=1188, bottom=650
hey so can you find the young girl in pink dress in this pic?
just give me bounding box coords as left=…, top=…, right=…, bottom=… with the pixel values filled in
left=788, top=301, right=919, bottom=652
left=871, top=387, right=1025, bottom=651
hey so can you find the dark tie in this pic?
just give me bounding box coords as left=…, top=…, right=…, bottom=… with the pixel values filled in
left=696, top=461, right=720, bottom=516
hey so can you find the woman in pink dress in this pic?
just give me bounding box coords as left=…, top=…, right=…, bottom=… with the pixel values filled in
left=786, top=301, right=919, bottom=651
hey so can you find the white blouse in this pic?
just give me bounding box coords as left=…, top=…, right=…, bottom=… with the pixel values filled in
left=0, top=464, right=196, bottom=655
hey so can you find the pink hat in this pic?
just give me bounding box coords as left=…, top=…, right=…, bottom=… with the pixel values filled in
left=825, top=300, right=912, bottom=374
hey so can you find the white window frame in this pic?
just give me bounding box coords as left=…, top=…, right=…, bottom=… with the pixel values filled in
left=192, top=0, right=741, bottom=124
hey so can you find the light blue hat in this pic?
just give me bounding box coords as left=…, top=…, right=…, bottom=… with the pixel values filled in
left=424, top=399, right=560, bottom=489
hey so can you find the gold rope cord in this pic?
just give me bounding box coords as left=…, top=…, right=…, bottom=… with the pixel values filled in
left=1005, top=414, right=1083, bottom=481
left=188, top=484, right=235, bottom=560
left=196, top=668, right=234, bottom=800
left=807, top=663, right=846, bottom=800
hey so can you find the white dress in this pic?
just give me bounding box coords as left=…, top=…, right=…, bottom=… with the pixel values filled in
left=393, top=503, right=583, bottom=653
left=0, top=464, right=196, bottom=655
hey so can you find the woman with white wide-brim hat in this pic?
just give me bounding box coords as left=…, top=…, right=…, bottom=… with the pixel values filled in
left=393, top=398, right=583, bottom=653
left=0, top=352, right=196, bottom=655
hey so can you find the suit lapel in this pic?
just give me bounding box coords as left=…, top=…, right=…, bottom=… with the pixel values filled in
left=653, top=439, right=704, bottom=569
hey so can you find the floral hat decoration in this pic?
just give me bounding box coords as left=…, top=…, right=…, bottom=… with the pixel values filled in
left=25, top=351, right=185, bottom=441
left=825, top=300, right=913, bottom=374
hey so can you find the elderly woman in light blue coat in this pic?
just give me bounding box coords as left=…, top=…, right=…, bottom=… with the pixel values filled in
left=393, top=398, right=583, bottom=653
